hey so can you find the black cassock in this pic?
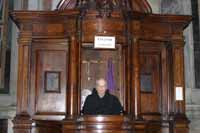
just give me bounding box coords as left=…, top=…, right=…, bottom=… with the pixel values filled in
left=82, top=88, right=123, bottom=115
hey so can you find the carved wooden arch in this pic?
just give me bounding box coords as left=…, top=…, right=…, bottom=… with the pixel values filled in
left=57, top=0, right=152, bottom=13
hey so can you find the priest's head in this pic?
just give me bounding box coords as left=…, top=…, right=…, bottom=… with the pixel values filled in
left=96, top=78, right=107, bottom=97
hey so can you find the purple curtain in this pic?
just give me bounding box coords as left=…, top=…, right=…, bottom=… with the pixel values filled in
left=106, top=58, right=115, bottom=92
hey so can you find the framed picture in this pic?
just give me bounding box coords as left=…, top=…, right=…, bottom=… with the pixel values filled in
left=44, top=71, right=61, bottom=93
left=140, top=73, right=153, bottom=93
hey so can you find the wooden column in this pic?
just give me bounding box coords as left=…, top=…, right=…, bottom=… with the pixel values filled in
left=125, top=43, right=131, bottom=114
left=13, top=31, right=33, bottom=133
left=66, top=35, right=79, bottom=118
left=171, top=40, right=189, bottom=133
left=132, top=37, right=141, bottom=119
left=125, top=20, right=132, bottom=115
left=172, top=41, right=185, bottom=114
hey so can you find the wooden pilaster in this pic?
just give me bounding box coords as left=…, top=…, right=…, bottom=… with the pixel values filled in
left=66, top=35, right=79, bottom=118
left=13, top=31, right=33, bottom=133
left=132, top=37, right=141, bottom=119
left=171, top=39, right=189, bottom=133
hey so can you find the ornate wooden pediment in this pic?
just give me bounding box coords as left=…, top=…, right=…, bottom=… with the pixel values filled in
left=57, top=0, right=152, bottom=13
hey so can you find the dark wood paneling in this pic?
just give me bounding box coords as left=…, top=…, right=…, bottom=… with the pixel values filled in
left=35, top=50, right=67, bottom=114
left=31, top=40, right=68, bottom=117
left=139, top=41, right=166, bottom=117
left=140, top=52, right=161, bottom=114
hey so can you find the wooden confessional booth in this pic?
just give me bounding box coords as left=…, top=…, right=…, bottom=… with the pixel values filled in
left=11, top=0, right=191, bottom=133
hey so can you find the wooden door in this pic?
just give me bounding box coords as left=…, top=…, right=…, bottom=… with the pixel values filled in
left=30, top=39, right=68, bottom=119
left=139, top=41, right=164, bottom=116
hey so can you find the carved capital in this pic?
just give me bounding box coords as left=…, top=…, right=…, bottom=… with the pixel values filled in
left=18, top=31, right=32, bottom=46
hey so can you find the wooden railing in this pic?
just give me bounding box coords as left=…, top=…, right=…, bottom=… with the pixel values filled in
left=63, top=115, right=134, bottom=133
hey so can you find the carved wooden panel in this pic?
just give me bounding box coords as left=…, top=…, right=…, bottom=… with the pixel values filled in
left=33, top=23, right=64, bottom=36
left=32, top=40, right=68, bottom=115
left=139, top=43, right=162, bottom=114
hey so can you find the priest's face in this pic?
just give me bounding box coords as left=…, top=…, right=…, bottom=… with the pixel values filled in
left=96, top=79, right=107, bottom=97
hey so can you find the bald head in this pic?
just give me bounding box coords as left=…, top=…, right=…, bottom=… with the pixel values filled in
left=96, top=78, right=107, bottom=97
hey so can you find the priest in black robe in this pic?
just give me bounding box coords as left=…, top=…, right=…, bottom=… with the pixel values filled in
left=82, top=78, right=123, bottom=115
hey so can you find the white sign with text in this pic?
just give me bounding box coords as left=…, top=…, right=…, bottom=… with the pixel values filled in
left=175, top=87, right=183, bottom=101
left=94, top=36, right=116, bottom=49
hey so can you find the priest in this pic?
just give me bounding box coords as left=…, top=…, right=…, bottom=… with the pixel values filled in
left=82, top=78, right=123, bottom=115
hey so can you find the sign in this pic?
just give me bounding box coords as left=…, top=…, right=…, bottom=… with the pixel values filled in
left=175, top=87, right=183, bottom=101
left=94, top=36, right=116, bottom=49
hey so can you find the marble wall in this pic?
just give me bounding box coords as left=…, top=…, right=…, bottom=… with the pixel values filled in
left=148, top=0, right=161, bottom=13
left=161, top=0, right=184, bottom=14
left=28, top=0, right=60, bottom=10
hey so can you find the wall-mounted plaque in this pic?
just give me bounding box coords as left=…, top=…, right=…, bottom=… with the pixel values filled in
left=175, top=86, right=183, bottom=101
left=94, top=36, right=116, bottom=49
